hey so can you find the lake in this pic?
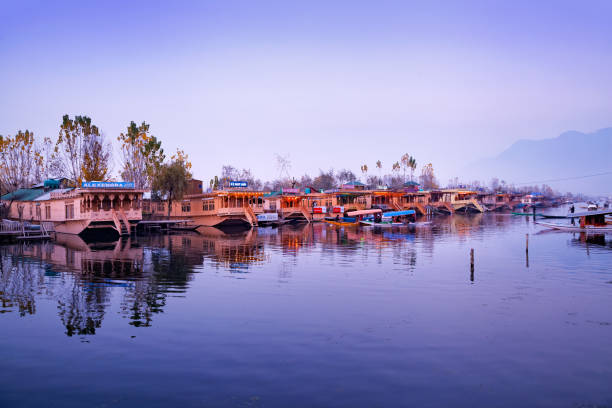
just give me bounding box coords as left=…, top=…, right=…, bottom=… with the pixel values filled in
left=1, top=212, right=611, bottom=407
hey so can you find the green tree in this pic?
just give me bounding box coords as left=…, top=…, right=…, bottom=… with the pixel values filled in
left=153, top=159, right=192, bottom=219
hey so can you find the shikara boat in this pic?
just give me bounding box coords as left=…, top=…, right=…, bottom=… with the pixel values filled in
left=324, top=217, right=359, bottom=227
left=536, top=210, right=612, bottom=233
left=360, top=210, right=416, bottom=227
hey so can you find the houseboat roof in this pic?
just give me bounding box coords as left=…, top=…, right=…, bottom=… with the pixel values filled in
left=33, top=188, right=75, bottom=201
left=567, top=209, right=612, bottom=218
left=1, top=188, right=47, bottom=202
left=381, top=210, right=416, bottom=217
left=347, top=209, right=382, bottom=216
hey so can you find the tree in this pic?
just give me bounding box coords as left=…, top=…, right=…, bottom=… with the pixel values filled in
left=360, top=164, right=368, bottom=184
left=118, top=121, right=165, bottom=189
left=275, top=153, right=291, bottom=179
left=376, top=160, right=382, bottom=184
left=336, top=168, right=356, bottom=185
left=400, top=153, right=417, bottom=182
left=36, top=136, right=62, bottom=182
left=392, top=161, right=400, bottom=179
left=0, top=130, right=42, bottom=193
left=312, top=169, right=336, bottom=191
left=419, top=163, right=438, bottom=189
left=55, top=115, right=112, bottom=185
left=152, top=159, right=192, bottom=219
left=82, top=134, right=112, bottom=182
left=490, top=177, right=500, bottom=192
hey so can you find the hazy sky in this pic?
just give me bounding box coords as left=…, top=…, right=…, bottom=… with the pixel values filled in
left=2, top=0, right=611, bottom=185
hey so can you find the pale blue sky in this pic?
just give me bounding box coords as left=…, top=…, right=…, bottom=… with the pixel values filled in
left=1, top=0, right=611, bottom=184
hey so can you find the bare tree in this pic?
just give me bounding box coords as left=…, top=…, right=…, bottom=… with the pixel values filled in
left=0, top=130, right=41, bottom=192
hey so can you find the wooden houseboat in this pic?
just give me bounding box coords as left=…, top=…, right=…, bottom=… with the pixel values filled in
left=162, top=189, right=266, bottom=229
left=477, top=192, right=512, bottom=211
left=263, top=188, right=332, bottom=223
left=1, top=180, right=144, bottom=239
left=398, top=191, right=431, bottom=215
left=429, top=190, right=485, bottom=214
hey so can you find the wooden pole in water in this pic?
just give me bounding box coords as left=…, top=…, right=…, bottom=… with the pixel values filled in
left=470, top=248, right=474, bottom=281
left=526, top=233, right=529, bottom=253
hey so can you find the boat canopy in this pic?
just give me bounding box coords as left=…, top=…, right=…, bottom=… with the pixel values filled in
left=381, top=210, right=416, bottom=217
left=566, top=209, right=612, bottom=218
left=347, top=209, right=382, bottom=216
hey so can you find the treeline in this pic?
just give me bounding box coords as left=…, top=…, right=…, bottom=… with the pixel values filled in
left=446, top=177, right=561, bottom=195
left=211, top=154, right=439, bottom=192
left=0, top=115, right=193, bottom=216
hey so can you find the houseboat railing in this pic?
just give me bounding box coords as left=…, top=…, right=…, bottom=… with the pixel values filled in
left=217, top=208, right=247, bottom=216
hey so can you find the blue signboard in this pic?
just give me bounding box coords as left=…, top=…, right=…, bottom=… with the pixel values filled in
left=229, top=181, right=248, bottom=188
left=82, top=181, right=135, bottom=189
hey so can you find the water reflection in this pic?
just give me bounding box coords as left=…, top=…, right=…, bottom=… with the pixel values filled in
left=1, top=214, right=609, bottom=337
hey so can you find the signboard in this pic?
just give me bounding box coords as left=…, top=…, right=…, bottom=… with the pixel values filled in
left=341, top=184, right=355, bottom=190
left=257, top=213, right=279, bottom=222
left=332, top=206, right=344, bottom=214
left=229, top=181, right=248, bottom=188
left=313, top=206, right=326, bottom=214
left=82, top=181, right=135, bottom=189
left=283, top=188, right=299, bottom=194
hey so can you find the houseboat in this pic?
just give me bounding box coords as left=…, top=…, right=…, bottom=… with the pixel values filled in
left=429, top=189, right=485, bottom=214
left=263, top=188, right=331, bottom=223
left=1, top=180, right=144, bottom=239
left=164, top=189, right=265, bottom=229
left=536, top=209, right=612, bottom=233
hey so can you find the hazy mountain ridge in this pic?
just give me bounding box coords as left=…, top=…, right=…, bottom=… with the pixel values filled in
left=466, top=128, right=612, bottom=195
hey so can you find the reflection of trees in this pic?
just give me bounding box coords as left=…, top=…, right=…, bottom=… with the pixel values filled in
left=0, top=248, right=43, bottom=316
left=1, top=214, right=523, bottom=337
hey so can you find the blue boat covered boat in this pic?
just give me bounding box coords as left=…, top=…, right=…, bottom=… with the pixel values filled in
left=381, top=210, right=416, bottom=217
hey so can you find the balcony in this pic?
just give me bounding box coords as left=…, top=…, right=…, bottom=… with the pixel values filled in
left=217, top=207, right=246, bottom=216
left=83, top=209, right=142, bottom=221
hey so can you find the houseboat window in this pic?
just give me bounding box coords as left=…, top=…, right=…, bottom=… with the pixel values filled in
left=45, top=205, right=51, bottom=219
left=157, top=202, right=165, bottom=212
left=35, top=205, right=41, bottom=219
left=181, top=201, right=191, bottom=212
left=65, top=203, right=75, bottom=219
left=202, top=198, right=214, bottom=211
left=143, top=201, right=150, bottom=212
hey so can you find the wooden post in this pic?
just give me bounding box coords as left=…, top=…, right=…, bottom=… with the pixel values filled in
left=525, top=234, right=529, bottom=268
left=470, top=248, right=474, bottom=281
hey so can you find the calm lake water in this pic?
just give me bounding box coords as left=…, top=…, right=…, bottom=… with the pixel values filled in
left=1, top=212, right=611, bottom=408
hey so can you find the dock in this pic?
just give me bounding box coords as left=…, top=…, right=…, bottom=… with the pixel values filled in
left=0, top=220, right=54, bottom=242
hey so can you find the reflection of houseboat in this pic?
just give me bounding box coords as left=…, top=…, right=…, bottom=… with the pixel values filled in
left=1, top=180, right=144, bottom=239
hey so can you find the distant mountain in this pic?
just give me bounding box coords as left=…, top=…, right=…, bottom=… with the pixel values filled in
left=465, top=128, right=612, bottom=196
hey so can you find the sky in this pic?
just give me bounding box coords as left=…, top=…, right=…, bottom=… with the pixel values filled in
left=1, top=0, right=611, bottom=186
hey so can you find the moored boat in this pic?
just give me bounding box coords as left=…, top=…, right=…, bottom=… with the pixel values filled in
left=535, top=209, right=612, bottom=233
